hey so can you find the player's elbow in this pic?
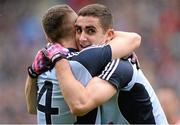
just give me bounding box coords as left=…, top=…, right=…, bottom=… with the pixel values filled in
left=132, top=32, right=141, bottom=48
left=68, top=93, right=91, bottom=116
left=70, top=104, right=88, bottom=116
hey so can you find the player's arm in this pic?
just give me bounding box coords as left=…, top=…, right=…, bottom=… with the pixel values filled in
left=55, top=59, right=117, bottom=116
left=24, top=47, right=52, bottom=114
left=109, top=31, right=141, bottom=60
left=25, top=76, right=37, bottom=114
left=45, top=32, right=141, bottom=115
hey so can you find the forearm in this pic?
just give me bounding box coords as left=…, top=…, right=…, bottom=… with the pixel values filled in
left=25, top=76, right=37, bottom=114
left=109, top=31, right=141, bottom=59
left=55, top=59, right=90, bottom=115
left=55, top=59, right=117, bottom=116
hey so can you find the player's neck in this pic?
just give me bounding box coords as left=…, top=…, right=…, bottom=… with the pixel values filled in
left=60, top=38, right=78, bottom=50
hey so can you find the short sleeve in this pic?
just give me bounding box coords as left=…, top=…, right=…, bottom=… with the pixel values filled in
left=99, top=59, right=133, bottom=89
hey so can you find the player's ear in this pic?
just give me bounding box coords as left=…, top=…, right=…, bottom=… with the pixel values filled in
left=105, top=29, right=115, bottom=43
left=44, top=32, right=52, bottom=43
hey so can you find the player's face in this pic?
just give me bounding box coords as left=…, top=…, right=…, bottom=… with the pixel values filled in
left=75, top=16, right=108, bottom=50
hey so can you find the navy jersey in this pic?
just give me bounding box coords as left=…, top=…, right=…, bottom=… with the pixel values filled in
left=99, top=58, right=168, bottom=124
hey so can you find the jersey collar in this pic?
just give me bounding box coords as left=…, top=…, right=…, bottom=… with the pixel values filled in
left=68, top=48, right=79, bottom=52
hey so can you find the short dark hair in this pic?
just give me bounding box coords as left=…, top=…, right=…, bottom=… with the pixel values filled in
left=78, top=4, right=113, bottom=32
left=42, top=4, right=75, bottom=42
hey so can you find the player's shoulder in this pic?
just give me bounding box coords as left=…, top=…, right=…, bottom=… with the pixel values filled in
left=116, top=59, right=134, bottom=78
left=79, top=44, right=110, bottom=53
left=66, top=45, right=106, bottom=58
left=70, top=44, right=111, bottom=61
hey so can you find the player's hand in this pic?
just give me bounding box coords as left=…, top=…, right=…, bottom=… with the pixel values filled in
left=43, top=43, right=69, bottom=65
left=122, top=52, right=140, bottom=69
left=130, top=52, right=140, bottom=69
left=28, top=48, right=52, bottom=78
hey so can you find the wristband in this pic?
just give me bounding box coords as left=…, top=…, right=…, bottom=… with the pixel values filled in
left=28, top=66, right=39, bottom=78
left=52, top=53, right=67, bottom=65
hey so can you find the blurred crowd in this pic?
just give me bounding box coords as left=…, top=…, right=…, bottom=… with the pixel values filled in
left=0, top=0, right=179, bottom=124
